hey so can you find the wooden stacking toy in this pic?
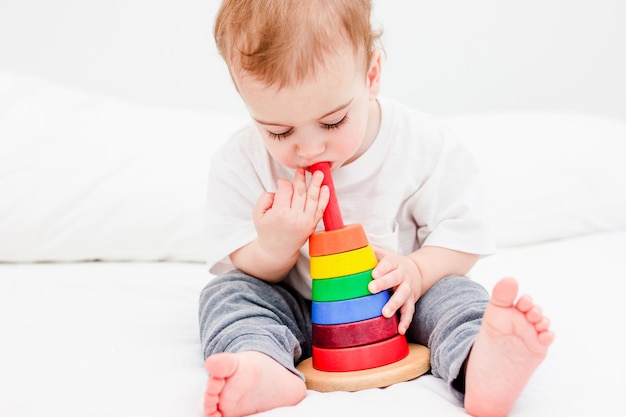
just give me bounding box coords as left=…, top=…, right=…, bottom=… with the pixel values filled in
left=296, top=162, right=430, bottom=392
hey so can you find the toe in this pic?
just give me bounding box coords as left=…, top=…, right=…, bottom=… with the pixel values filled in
left=535, top=316, right=551, bottom=332
left=516, top=294, right=534, bottom=313
left=525, top=305, right=543, bottom=324
left=204, top=393, right=220, bottom=417
left=490, top=277, right=518, bottom=308
left=538, top=330, right=555, bottom=346
left=205, top=353, right=240, bottom=378
left=206, top=377, right=226, bottom=395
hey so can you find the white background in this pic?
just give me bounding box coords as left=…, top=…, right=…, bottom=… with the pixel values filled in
left=1, top=0, right=625, bottom=121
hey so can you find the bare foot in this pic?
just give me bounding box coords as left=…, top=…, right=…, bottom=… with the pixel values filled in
left=464, top=277, right=554, bottom=417
left=203, top=351, right=307, bottom=417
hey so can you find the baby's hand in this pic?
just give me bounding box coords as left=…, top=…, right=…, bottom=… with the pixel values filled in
left=368, top=247, right=423, bottom=335
left=253, top=168, right=329, bottom=259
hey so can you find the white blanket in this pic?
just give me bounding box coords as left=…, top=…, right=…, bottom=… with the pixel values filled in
left=1, top=71, right=625, bottom=416
left=1, top=230, right=625, bottom=416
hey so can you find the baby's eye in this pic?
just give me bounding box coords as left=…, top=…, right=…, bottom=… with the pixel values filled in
left=268, top=128, right=294, bottom=140
left=321, top=115, right=348, bottom=130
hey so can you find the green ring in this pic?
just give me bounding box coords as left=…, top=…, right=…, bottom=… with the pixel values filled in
left=312, top=269, right=373, bottom=302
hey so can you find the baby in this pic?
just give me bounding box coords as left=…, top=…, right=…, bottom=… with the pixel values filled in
left=200, top=1, right=554, bottom=416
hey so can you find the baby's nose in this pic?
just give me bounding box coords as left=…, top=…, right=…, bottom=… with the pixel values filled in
left=296, top=141, right=325, bottom=159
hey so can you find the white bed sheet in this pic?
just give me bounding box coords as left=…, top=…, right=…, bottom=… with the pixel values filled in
left=1, top=229, right=625, bottom=417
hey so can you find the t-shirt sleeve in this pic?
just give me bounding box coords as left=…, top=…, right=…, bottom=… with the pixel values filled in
left=204, top=131, right=266, bottom=275
left=411, top=122, right=495, bottom=255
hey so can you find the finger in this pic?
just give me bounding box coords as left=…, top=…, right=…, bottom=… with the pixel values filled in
left=315, top=185, right=330, bottom=223
left=397, top=302, right=415, bottom=335
left=371, top=255, right=396, bottom=280
left=369, top=265, right=404, bottom=294
left=253, top=192, right=275, bottom=222
left=368, top=270, right=393, bottom=294
left=368, top=275, right=392, bottom=294
left=381, top=290, right=403, bottom=319
left=372, top=246, right=391, bottom=262
left=303, top=170, right=324, bottom=216
left=381, top=297, right=398, bottom=319
left=272, top=178, right=294, bottom=208
left=382, top=281, right=412, bottom=319
left=290, top=168, right=308, bottom=210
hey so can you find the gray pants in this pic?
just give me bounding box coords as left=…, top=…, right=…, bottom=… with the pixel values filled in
left=199, top=270, right=488, bottom=401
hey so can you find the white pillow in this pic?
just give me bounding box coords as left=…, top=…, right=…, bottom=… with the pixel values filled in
left=0, top=71, right=248, bottom=262
left=443, top=113, right=626, bottom=247
left=2, top=70, right=624, bottom=262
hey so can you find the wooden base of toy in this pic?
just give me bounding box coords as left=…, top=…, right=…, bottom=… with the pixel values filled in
left=296, top=343, right=430, bottom=392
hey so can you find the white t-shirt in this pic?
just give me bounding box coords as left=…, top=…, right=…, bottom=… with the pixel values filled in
left=205, top=97, right=495, bottom=298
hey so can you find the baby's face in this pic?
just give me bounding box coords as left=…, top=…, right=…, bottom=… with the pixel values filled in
left=236, top=50, right=381, bottom=172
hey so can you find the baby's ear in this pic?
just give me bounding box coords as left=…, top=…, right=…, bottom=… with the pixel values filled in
left=366, top=49, right=382, bottom=99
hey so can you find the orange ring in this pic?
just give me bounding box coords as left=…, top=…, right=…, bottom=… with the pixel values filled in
left=312, top=334, right=409, bottom=372
left=309, top=224, right=369, bottom=257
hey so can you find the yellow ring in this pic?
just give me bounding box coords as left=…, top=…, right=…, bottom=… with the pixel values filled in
left=310, top=246, right=377, bottom=279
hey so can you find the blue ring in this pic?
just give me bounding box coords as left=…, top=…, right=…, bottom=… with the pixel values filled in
left=311, top=290, right=391, bottom=325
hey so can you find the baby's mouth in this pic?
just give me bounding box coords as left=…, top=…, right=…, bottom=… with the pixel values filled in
left=307, top=161, right=331, bottom=174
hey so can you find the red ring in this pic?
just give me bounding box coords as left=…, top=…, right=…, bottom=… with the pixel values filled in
left=312, top=315, right=399, bottom=348
left=312, top=334, right=409, bottom=372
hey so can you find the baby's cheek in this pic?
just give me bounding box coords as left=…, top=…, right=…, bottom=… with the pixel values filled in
left=268, top=148, right=297, bottom=169
left=342, top=134, right=363, bottom=154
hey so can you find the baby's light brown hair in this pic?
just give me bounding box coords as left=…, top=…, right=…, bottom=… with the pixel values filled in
left=214, top=0, right=381, bottom=89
